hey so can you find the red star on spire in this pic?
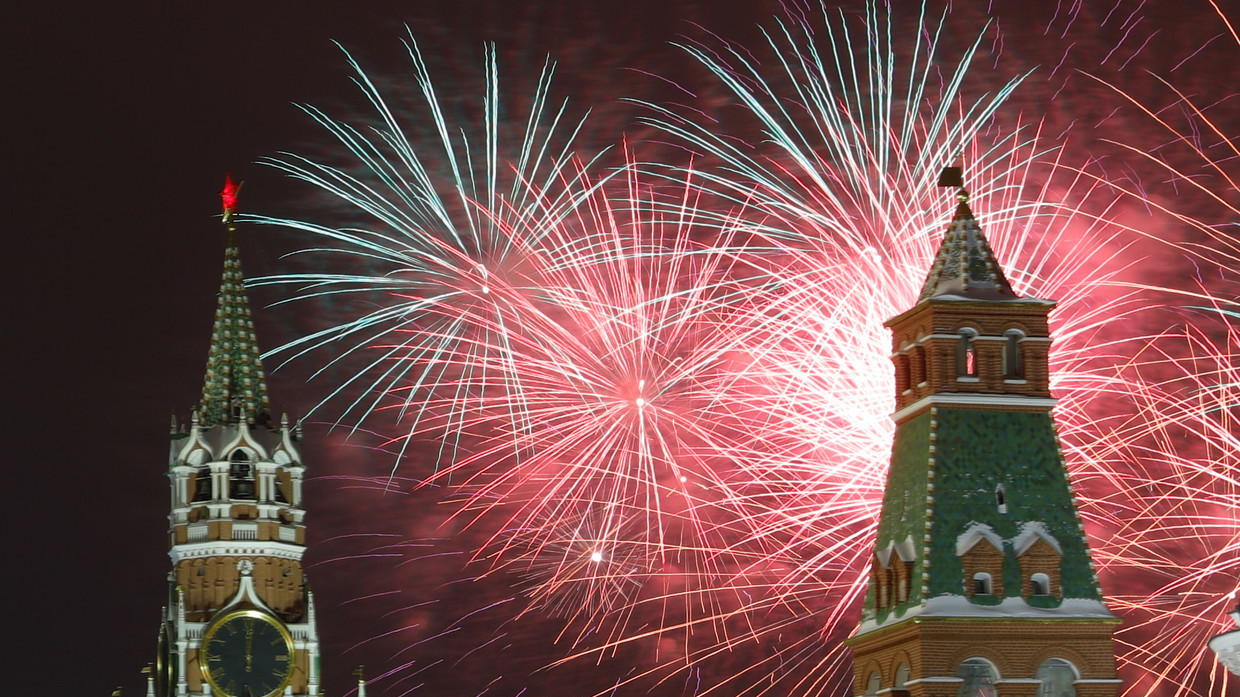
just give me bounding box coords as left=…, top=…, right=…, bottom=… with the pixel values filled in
left=220, top=173, right=242, bottom=223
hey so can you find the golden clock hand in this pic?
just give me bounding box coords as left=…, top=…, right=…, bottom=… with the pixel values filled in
left=245, top=620, right=254, bottom=671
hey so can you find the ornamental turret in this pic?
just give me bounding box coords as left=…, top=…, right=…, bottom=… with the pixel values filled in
left=152, top=176, right=322, bottom=697
left=845, top=174, right=1120, bottom=697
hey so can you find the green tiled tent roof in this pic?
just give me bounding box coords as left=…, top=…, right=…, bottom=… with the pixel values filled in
left=868, top=407, right=1102, bottom=620
left=198, top=236, right=271, bottom=427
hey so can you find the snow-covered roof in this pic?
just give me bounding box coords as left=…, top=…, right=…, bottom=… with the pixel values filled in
left=956, top=523, right=1003, bottom=557
left=856, top=595, right=1118, bottom=634
left=877, top=536, right=917, bottom=567
left=1013, top=521, right=1062, bottom=556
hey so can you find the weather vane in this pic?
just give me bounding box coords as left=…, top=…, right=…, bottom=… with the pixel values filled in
left=937, top=156, right=964, bottom=189
left=938, top=156, right=968, bottom=202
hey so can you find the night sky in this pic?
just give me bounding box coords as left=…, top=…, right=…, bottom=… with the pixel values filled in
left=8, top=2, right=1235, bottom=696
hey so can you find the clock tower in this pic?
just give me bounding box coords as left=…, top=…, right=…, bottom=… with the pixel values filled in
left=152, top=177, right=322, bottom=697
left=844, top=180, right=1121, bottom=697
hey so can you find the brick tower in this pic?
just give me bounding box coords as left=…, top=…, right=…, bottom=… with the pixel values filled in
left=150, top=177, right=322, bottom=697
left=844, top=182, right=1120, bottom=697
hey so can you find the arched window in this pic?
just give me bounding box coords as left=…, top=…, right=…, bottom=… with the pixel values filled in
left=1030, top=573, right=1051, bottom=596
left=229, top=451, right=256, bottom=499
left=1003, top=330, right=1024, bottom=378
left=895, top=353, right=911, bottom=394
left=865, top=671, right=881, bottom=696
left=972, top=572, right=993, bottom=596
left=1036, top=658, right=1077, bottom=697
left=193, top=466, right=212, bottom=502
left=957, top=658, right=999, bottom=697
left=996, top=484, right=1007, bottom=514
left=894, top=663, right=910, bottom=688
left=911, top=345, right=927, bottom=386
left=956, top=329, right=978, bottom=378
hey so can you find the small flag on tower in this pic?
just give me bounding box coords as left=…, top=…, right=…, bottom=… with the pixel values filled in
left=937, top=158, right=963, bottom=188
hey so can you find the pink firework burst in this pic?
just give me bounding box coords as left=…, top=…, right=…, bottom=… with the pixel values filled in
left=635, top=2, right=1238, bottom=696
left=257, top=3, right=1237, bottom=696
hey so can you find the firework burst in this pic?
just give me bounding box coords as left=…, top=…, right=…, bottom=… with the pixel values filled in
left=255, top=3, right=1236, bottom=697
left=246, top=33, right=604, bottom=471
left=633, top=2, right=1238, bottom=696
left=1072, top=5, right=1240, bottom=693
left=1095, top=307, right=1239, bottom=697
left=246, top=29, right=817, bottom=675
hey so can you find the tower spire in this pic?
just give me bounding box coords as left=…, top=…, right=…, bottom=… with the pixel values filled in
left=917, top=168, right=1017, bottom=302
left=198, top=174, right=271, bottom=427
left=153, top=177, right=320, bottom=696
left=845, top=167, right=1118, bottom=697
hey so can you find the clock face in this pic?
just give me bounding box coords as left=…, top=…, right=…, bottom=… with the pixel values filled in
left=200, top=610, right=294, bottom=697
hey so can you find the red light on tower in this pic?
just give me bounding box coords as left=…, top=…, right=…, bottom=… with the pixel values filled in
left=220, top=173, right=242, bottom=224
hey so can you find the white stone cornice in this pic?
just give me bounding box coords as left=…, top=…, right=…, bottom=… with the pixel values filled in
left=924, top=332, right=1052, bottom=342
left=895, top=334, right=1051, bottom=354
left=927, top=329, right=1051, bottom=342
left=892, top=393, right=1056, bottom=423
left=903, top=677, right=964, bottom=684
left=168, top=540, right=305, bottom=564
left=855, top=596, right=1117, bottom=634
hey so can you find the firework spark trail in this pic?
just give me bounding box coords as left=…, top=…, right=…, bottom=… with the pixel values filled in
left=630, top=2, right=1238, bottom=696
left=423, top=158, right=847, bottom=656
left=244, top=27, right=820, bottom=666
left=237, top=35, right=768, bottom=671
left=531, top=3, right=1148, bottom=693
left=1077, top=6, right=1239, bottom=695
left=246, top=33, right=606, bottom=475
left=1092, top=311, right=1239, bottom=697
left=641, top=0, right=1096, bottom=582
left=254, top=3, right=1236, bottom=697
left=1075, top=68, right=1240, bottom=269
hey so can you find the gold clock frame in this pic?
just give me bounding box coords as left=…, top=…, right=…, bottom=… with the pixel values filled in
left=200, top=608, right=295, bottom=697
left=155, top=620, right=176, bottom=696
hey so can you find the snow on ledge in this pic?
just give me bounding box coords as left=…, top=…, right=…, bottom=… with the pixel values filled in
left=855, top=595, right=1117, bottom=635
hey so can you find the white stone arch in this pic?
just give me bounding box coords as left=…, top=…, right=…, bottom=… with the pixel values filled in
left=893, top=661, right=910, bottom=688
left=956, top=326, right=980, bottom=378
left=956, top=657, right=1000, bottom=697
left=857, top=658, right=884, bottom=696
left=864, top=669, right=881, bottom=696
left=1035, top=657, right=1079, bottom=697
